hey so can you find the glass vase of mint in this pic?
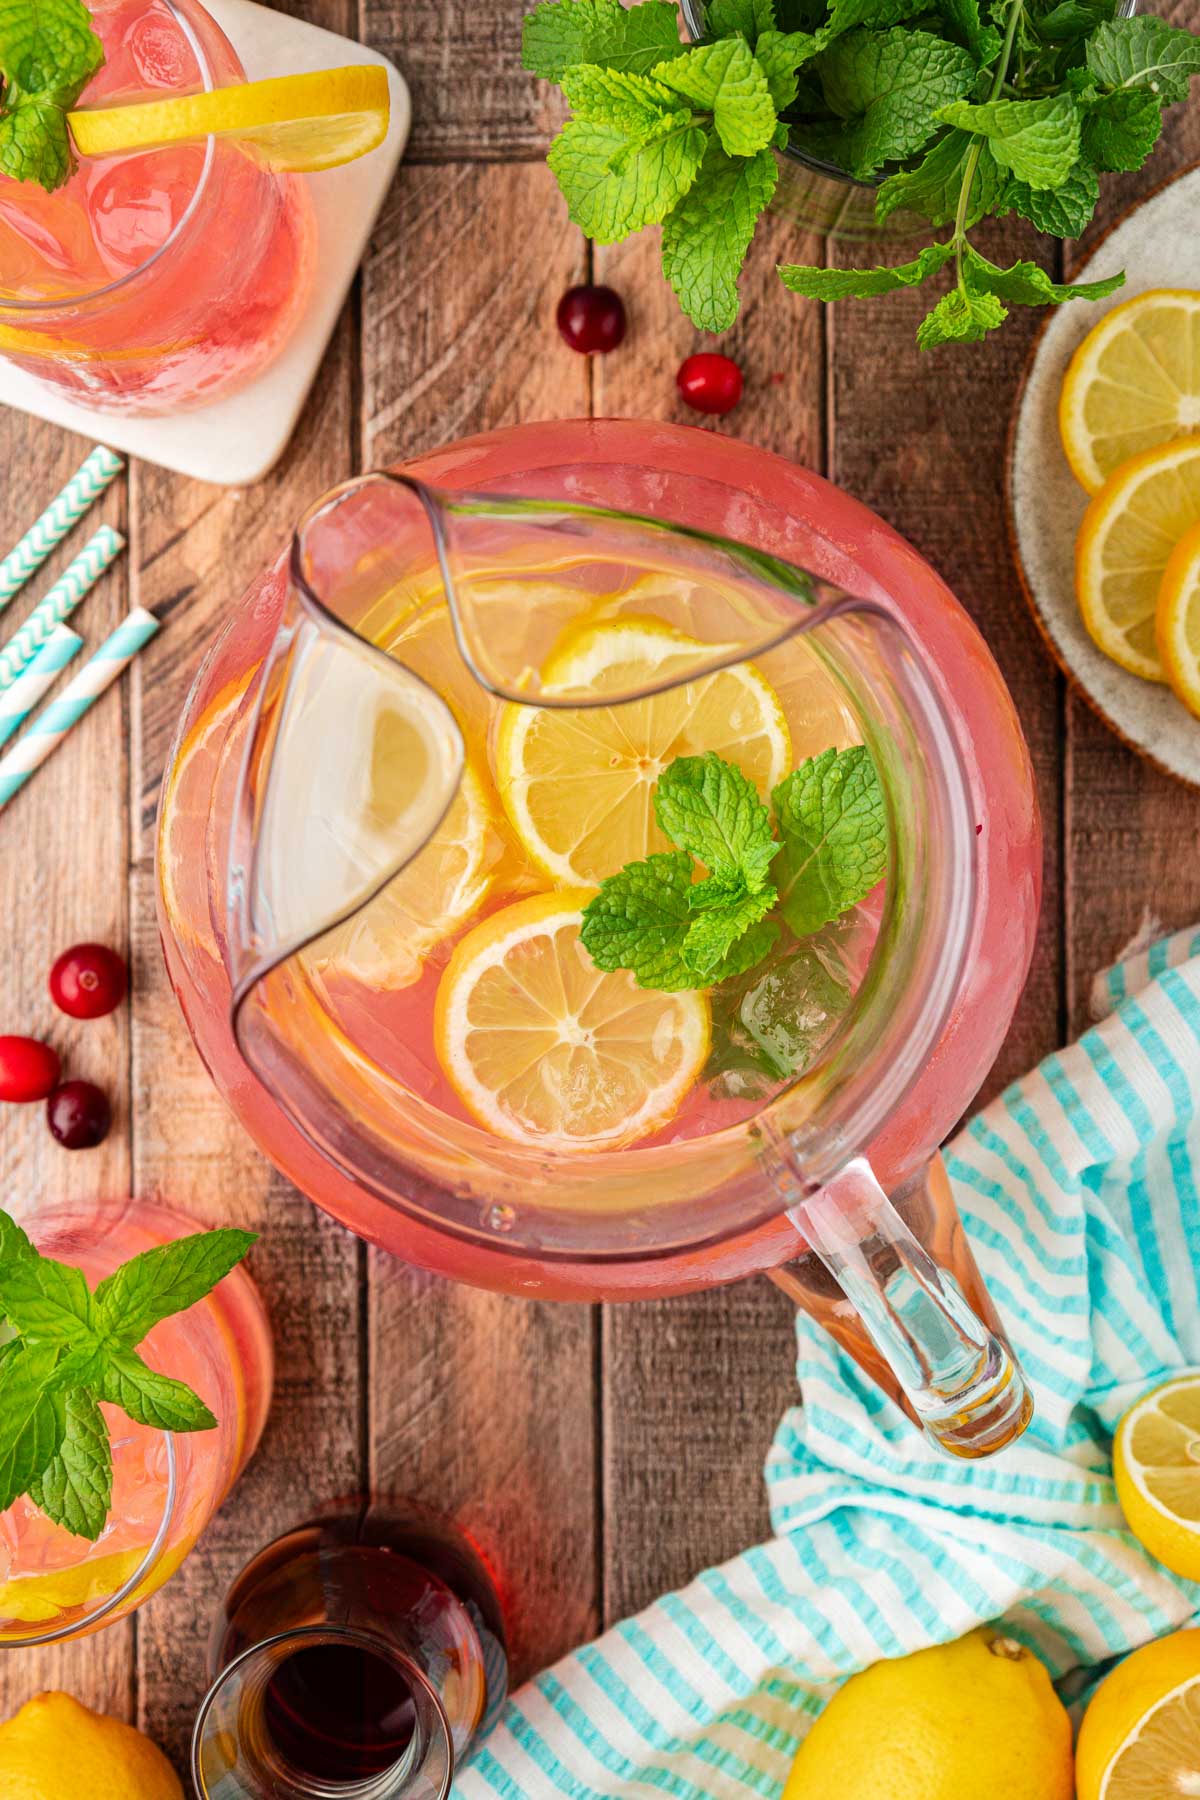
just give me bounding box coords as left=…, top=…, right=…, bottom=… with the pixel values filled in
left=0, top=1198, right=271, bottom=1645
left=523, top=0, right=1195, bottom=345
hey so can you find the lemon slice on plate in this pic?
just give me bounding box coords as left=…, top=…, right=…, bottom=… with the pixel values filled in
left=1060, top=290, right=1200, bottom=495
left=69, top=66, right=389, bottom=172
left=495, top=617, right=790, bottom=884
left=434, top=891, right=710, bottom=1150
left=1113, top=1371, right=1200, bottom=1580
left=1075, top=1629, right=1200, bottom=1800
left=1075, top=438, right=1200, bottom=682
left=1157, top=522, right=1200, bottom=721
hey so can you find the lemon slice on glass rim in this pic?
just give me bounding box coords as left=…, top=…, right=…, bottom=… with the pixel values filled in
left=69, top=65, right=389, bottom=173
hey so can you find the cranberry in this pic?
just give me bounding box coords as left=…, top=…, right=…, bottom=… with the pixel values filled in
left=0, top=1035, right=61, bottom=1103
left=556, top=284, right=627, bottom=354
left=49, top=942, right=128, bottom=1019
left=47, top=1080, right=111, bottom=1150
left=677, top=352, right=744, bottom=416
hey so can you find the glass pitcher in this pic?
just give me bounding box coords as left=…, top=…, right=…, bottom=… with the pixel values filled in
left=157, top=420, right=1042, bottom=1459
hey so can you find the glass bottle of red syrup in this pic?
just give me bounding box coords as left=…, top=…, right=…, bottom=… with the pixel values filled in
left=191, top=1499, right=508, bottom=1798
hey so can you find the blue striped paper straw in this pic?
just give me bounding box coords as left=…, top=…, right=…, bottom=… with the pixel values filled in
left=0, top=625, right=83, bottom=750
left=0, top=525, right=125, bottom=692
left=0, top=608, right=160, bottom=812
left=0, top=448, right=123, bottom=612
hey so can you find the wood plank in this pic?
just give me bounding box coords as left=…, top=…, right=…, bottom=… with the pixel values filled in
left=364, top=0, right=564, bottom=164
left=0, top=419, right=136, bottom=1724
left=1062, top=0, right=1200, bottom=1030
left=360, top=151, right=597, bottom=1686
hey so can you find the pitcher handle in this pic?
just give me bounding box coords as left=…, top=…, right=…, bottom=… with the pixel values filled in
left=777, top=1157, right=1032, bottom=1459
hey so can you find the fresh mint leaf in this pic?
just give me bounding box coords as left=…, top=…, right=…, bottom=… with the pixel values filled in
left=754, top=27, right=820, bottom=108
left=522, top=0, right=682, bottom=79
left=0, top=0, right=104, bottom=191
left=707, top=916, right=781, bottom=983
left=562, top=62, right=679, bottom=129
left=27, top=1388, right=111, bottom=1541
left=773, top=745, right=886, bottom=934
left=547, top=112, right=708, bottom=240
left=962, top=244, right=1124, bottom=307
left=934, top=0, right=1000, bottom=63
left=825, top=0, right=934, bottom=35
left=1085, top=16, right=1200, bottom=106
left=0, top=1250, right=96, bottom=1345
left=0, top=1340, right=64, bottom=1513
left=683, top=884, right=776, bottom=977
left=875, top=128, right=1004, bottom=226
left=998, top=160, right=1099, bottom=235
left=705, top=0, right=776, bottom=44
left=816, top=27, right=976, bottom=177
left=1080, top=86, right=1161, bottom=171
left=916, top=281, right=1006, bottom=348
left=580, top=850, right=695, bottom=990
left=93, top=1228, right=257, bottom=1350
left=654, top=752, right=778, bottom=892
left=779, top=236, right=954, bottom=298
left=1036, top=0, right=1114, bottom=43
left=98, top=1349, right=217, bottom=1434
left=937, top=92, right=1081, bottom=189
left=661, top=140, right=776, bottom=330
left=653, top=37, right=777, bottom=154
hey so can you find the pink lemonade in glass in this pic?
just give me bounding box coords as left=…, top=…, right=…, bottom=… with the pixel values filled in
left=0, top=1197, right=272, bottom=1645
left=0, top=0, right=315, bottom=412
left=158, top=421, right=1042, bottom=1454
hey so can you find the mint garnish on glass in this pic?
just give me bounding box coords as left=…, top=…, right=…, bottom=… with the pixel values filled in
left=580, top=744, right=885, bottom=1001
left=0, top=0, right=104, bottom=191
left=522, top=0, right=1200, bottom=347
left=0, top=1211, right=255, bottom=1541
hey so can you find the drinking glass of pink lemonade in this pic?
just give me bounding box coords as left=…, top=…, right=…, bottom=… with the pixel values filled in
left=0, top=0, right=317, bottom=412
left=0, top=1196, right=271, bottom=1645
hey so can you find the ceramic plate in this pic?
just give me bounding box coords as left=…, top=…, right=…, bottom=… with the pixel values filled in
left=1007, top=163, right=1200, bottom=789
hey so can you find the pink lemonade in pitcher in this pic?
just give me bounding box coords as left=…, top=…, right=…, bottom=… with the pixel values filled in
left=0, top=1198, right=272, bottom=1644
left=0, top=0, right=315, bottom=411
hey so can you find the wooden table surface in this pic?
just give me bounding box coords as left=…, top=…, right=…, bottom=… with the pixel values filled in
left=3, top=0, right=1200, bottom=1778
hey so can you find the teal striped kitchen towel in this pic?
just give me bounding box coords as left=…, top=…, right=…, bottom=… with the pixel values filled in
left=455, top=924, right=1200, bottom=1800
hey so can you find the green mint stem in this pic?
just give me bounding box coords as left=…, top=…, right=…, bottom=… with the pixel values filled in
left=952, top=0, right=1023, bottom=293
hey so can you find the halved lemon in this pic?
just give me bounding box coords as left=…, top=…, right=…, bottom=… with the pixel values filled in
left=1075, top=438, right=1200, bottom=682
left=1075, top=1629, right=1200, bottom=1800
left=69, top=66, right=389, bottom=172
left=434, top=891, right=710, bottom=1150
left=308, top=758, right=498, bottom=990
left=1113, top=1372, right=1200, bottom=1580
left=495, top=618, right=790, bottom=884
left=1157, top=521, right=1200, bottom=720
left=1060, top=290, right=1200, bottom=495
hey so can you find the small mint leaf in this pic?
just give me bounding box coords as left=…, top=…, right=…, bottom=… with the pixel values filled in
left=661, top=139, right=776, bottom=331
left=779, top=236, right=954, bottom=299
left=580, top=850, right=695, bottom=990
left=522, top=0, right=682, bottom=80
left=815, top=27, right=976, bottom=177
left=98, top=1349, right=216, bottom=1433
left=683, top=884, right=776, bottom=977
left=916, top=282, right=1006, bottom=349
left=704, top=0, right=776, bottom=46
left=93, top=1228, right=257, bottom=1350
left=1080, top=87, right=1162, bottom=172
left=933, top=0, right=999, bottom=62
left=1085, top=16, right=1200, bottom=107
left=753, top=28, right=820, bottom=109
left=707, top=916, right=780, bottom=983
left=936, top=92, right=1082, bottom=190
left=773, top=745, right=886, bottom=934
left=561, top=63, right=680, bottom=130
left=0, top=1340, right=65, bottom=1513
left=825, top=0, right=932, bottom=34
left=0, top=1249, right=96, bottom=1345
left=547, top=113, right=708, bottom=241
left=962, top=245, right=1124, bottom=308
left=653, top=752, right=777, bottom=891
left=998, top=161, right=1099, bottom=236
left=28, top=1387, right=111, bottom=1542
left=875, top=128, right=1004, bottom=228
left=653, top=37, right=777, bottom=155
left=0, top=0, right=103, bottom=192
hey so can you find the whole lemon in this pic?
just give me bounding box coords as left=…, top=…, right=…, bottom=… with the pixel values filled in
left=782, top=1628, right=1073, bottom=1800
left=0, top=1691, right=183, bottom=1800
left=1075, top=1629, right=1200, bottom=1800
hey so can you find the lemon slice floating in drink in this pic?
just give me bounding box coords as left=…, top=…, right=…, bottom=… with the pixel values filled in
left=69, top=65, right=389, bottom=172
left=434, top=892, right=710, bottom=1150
left=496, top=618, right=791, bottom=883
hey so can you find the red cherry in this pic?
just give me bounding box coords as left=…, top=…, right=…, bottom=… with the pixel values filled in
left=47, top=1080, right=111, bottom=1150
left=676, top=352, right=744, bottom=416
left=0, top=1035, right=61, bottom=1103
left=556, top=284, right=627, bottom=355
left=49, top=943, right=128, bottom=1019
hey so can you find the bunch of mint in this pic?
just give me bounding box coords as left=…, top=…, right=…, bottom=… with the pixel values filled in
left=581, top=745, right=885, bottom=1084
left=0, top=1211, right=255, bottom=1541
left=0, top=0, right=104, bottom=191
left=522, top=0, right=1200, bottom=347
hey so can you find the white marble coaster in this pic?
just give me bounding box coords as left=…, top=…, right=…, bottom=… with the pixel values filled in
left=1008, top=164, right=1200, bottom=790
left=0, top=0, right=410, bottom=486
